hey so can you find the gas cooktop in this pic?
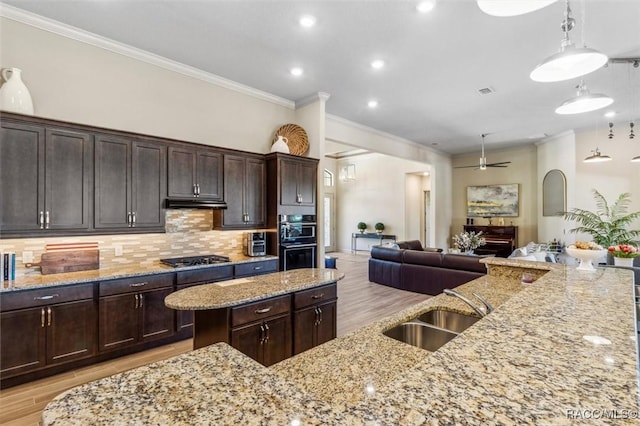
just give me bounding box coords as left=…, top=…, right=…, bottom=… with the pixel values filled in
left=160, top=254, right=231, bottom=268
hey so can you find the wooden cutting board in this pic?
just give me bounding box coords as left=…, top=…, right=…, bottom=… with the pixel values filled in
left=40, top=250, right=100, bottom=275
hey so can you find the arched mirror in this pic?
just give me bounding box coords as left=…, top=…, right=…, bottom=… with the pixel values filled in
left=542, top=169, right=566, bottom=216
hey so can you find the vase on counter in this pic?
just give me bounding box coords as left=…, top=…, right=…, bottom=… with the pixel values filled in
left=0, top=68, right=34, bottom=115
left=614, top=257, right=635, bottom=267
left=270, top=135, right=290, bottom=153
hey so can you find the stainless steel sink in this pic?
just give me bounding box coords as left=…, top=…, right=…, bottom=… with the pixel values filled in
left=383, top=321, right=459, bottom=352
left=416, top=309, right=480, bottom=333
left=383, top=309, right=481, bottom=352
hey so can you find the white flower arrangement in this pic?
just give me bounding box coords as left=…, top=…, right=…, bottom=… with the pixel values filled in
left=452, top=231, right=486, bottom=252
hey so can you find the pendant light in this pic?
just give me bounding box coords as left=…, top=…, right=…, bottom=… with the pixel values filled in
left=477, top=0, right=557, bottom=17
left=479, top=133, right=488, bottom=170
left=530, top=0, right=608, bottom=82
left=555, top=81, right=613, bottom=115
left=583, top=148, right=611, bottom=163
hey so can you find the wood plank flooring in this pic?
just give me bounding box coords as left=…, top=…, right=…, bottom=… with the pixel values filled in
left=0, top=252, right=429, bottom=425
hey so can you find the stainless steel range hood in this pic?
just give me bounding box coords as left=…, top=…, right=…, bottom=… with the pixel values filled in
left=165, top=199, right=228, bottom=209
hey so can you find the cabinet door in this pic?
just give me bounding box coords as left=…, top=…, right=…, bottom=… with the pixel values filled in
left=0, top=121, right=44, bottom=232
left=45, top=128, right=92, bottom=231
left=261, top=314, right=292, bottom=367
left=314, top=301, right=337, bottom=347
left=139, top=287, right=175, bottom=343
left=196, top=149, right=223, bottom=200
left=98, top=294, right=138, bottom=352
left=46, top=300, right=96, bottom=366
left=131, top=141, right=166, bottom=229
left=292, top=306, right=316, bottom=355
left=219, top=155, right=246, bottom=227
left=167, top=146, right=196, bottom=198
left=230, top=321, right=263, bottom=364
left=297, top=162, right=317, bottom=206
left=94, top=135, right=130, bottom=229
left=0, top=307, right=46, bottom=378
left=279, top=159, right=300, bottom=206
left=245, top=158, right=265, bottom=227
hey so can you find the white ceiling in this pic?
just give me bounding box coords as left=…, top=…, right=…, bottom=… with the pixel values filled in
left=3, top=0, right=640, bottom=155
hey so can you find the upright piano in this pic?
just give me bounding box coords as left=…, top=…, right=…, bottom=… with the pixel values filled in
left=463, top=225, right=518, bottom=258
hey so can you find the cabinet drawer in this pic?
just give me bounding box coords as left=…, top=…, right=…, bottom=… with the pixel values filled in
left=1, top=283, right=95, bottom=312
left=293, top=283, right=337, bottom=310
left=176, top=265, right=234, bottom=285
left=234, top=259, right=277, bottom=278
left=231, top=294, right=291, bottom=327
left=99, top=273, right=174, bottom=297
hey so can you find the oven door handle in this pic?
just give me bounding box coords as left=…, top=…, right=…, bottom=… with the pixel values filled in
left=281, top=243, right=317, bottom=249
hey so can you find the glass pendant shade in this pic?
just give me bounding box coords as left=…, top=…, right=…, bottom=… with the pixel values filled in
left=530, top=42, right=609, bottom=82
left=477, top=0, right=557, bottom=17
left=555, top=83, right=613, bottom=115
left=583, top=148, right=612, bottom=163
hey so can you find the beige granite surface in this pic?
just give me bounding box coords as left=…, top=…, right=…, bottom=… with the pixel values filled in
left=43, top=258, right=639, bottom=425
left=165, top=268, right=345, bottom=310
left=0, top=254, right=277, bottom=291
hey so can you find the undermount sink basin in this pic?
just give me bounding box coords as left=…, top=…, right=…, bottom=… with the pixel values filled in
left=416, top=309, right=480, bottom=333
left=383, top=309, right=480, bottom=352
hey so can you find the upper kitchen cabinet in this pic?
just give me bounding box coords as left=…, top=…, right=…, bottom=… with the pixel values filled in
left=167, top=146, right=223, bottom=200
left=266, top=153, right=318, bottom=216
left=213, top=154, right=265, bottom=229
left=94, top=135, right=166, bottom=231
left=0, top=119, right=92, bottom=236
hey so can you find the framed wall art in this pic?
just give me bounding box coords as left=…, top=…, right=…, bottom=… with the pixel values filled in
left=467, top=184, right=519, bottom=217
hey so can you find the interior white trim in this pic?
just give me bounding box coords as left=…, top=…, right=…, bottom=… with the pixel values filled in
left=0, top=4, right=296, bottom=110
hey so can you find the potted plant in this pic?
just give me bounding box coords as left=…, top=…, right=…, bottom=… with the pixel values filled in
left=357, top=222, right=367, bottom=233
left=563, top=190, right=640, bottom=248
left=607, top=244, right=639, bottom=267
left=374, top=222, right=385, bottom=234
left=452, top=231, right=486, bottom=254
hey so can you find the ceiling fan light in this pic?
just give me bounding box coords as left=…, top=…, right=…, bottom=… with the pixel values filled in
left=583, top=148, right=612, bottom=163
left=530, top=44, right=609, bottom=82
left=477, top=0, right=557, bottom=17
left=479, top=157, right=487, bottom=170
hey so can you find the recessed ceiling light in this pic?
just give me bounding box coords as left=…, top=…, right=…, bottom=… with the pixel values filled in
left=604, top=111, right=616, bottom=118
left=367, top=100, right=378, bottom=108
left=371, top=59, right=385, bottom=69
left=416, top=0, right=437, bottom=13
left=290, top=67, right=303, bottom=77
left=299, top=15, right=316, bottom=28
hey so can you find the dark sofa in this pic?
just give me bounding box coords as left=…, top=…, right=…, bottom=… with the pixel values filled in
left=368, top=240, right=487, bottom=295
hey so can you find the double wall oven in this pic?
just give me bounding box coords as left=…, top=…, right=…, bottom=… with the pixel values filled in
left=278, top=214, right=316, bottom=271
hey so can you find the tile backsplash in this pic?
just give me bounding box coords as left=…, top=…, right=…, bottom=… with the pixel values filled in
left=0, top=209, right=274, bottom=277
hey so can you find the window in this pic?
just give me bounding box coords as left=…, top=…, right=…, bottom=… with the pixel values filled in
left=323, top=169, right=334, bottom=187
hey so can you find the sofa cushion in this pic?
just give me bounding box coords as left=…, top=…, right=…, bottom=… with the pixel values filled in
left=397, top=240, right=424, bottom=251
left=403, top=250, right=443, bottom=267
left=442, top=254, right=487, bottom=274
left=370, top=246, right=404, bottom=262
left=369, top=258, right=403, bottom=289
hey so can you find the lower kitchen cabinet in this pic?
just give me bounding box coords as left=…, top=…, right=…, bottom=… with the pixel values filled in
left=99, top=274, right=175, bottom=352
left=292, top=283, right=338, bottom=355
left=0, top=288, right=96, bottom=380
left=230, top=313, right=291, bottom=366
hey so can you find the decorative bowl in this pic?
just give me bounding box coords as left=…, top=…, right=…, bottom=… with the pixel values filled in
left=565, top=247, right=607, bottom=271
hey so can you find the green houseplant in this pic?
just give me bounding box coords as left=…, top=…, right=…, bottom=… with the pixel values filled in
left=357, top=222, right=367, bottom=233
left=563, top=189, right=640, bottom=247
left=374, top=222, right=385, bottom=234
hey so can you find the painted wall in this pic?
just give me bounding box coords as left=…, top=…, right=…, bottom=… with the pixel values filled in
left=452, top=145, right=538, bottom=249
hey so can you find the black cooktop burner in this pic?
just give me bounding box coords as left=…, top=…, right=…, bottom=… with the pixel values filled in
left=160, top=254, right=231, bottom=268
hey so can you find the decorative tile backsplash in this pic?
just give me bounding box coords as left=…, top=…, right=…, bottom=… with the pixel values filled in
left=0, top=210, right=274, bottom=277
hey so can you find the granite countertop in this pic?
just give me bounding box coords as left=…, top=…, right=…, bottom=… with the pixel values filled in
left=165, top=268, right=345, bottom=310
left=0, top=254, right=277, bottom=292
left=43, top=259, right=639, bottom=425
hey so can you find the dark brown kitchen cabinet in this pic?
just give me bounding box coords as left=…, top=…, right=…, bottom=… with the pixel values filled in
left=0, top=121, right=92, bottom=235
left=94, top=135, right=166, bottom=231
left=213, top=154, right=265, bottom=229
left=292, top=284, right=337, bottom=355
left=167, top=145, right=223, bottom=200
left=99, top=274, right=175, bottom=352
left=265, top=153, right=318, bottom=217
left=0, top=285, right=96, bottom=380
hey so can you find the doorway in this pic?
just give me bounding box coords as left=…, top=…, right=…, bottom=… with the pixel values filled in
left=324, top=192, right=336, bottom=252
left=424, top=190, right=431, bottom=246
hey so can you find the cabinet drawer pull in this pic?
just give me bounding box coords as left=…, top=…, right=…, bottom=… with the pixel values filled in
left=254, top=266, right=262, bottom=270
left=34, top=294, right=59, bottom=301
left=255, top=307, right=272, bottom=314
left=130, top=282, right=148, bottom=288
left=263, top=322, right=270, bottom=343
left=41, top=308, right=45, bottom=327
left=311, top=293, right=324, bottom=300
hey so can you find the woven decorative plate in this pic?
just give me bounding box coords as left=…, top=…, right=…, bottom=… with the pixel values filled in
left=272, top=124, right=309, bottom=156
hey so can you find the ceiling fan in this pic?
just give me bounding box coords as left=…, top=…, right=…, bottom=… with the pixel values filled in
left=454, top=133, right=511, bottom=170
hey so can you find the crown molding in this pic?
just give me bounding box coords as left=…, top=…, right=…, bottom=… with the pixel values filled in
left=295, top=92, right=331, bottom=109
left=0, top=4, right=295, bottom=110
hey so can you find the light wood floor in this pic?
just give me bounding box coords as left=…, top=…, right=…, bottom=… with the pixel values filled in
left=0, top=252, right=430, bottom=425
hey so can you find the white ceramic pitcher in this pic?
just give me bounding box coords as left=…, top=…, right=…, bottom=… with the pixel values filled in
left=0, top=68, right=34, bottom=115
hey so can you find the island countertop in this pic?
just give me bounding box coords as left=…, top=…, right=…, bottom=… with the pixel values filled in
left=165, top=268, right=345, bottom=310
left=43, top=259, right=639, bottom=425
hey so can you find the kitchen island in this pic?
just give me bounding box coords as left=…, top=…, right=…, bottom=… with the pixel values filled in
left=43, top=259, right=639, bottom=425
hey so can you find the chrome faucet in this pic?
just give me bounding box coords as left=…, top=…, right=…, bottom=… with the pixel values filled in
left=443, top=289, right=494, bottom=318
